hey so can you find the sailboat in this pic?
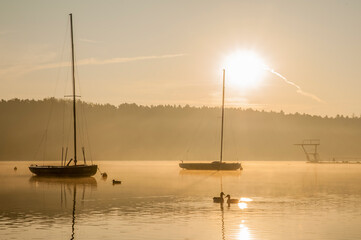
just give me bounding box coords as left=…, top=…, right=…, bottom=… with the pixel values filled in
left=179, top=69, right=242, bottom=170
left=29, top=14, right=98, bottom=177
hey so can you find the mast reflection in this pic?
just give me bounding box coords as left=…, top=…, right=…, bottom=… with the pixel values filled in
left=220, top=202, right=226, bottom=240
left=70, top=184, right=76, bottom=240
left=29, top=177, right=96, bottom=240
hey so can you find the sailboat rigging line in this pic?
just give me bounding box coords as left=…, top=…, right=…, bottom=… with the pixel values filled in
left=74, top=48, right=93, bottom=164
left=70, top=13, right=78, bottom=165
left=52, top=17, right=70, bottom=98
left=181, top=107, right=208, bottom=161
left=39, top=98, right=63, bottom=163
left=51, top=18, right=70, bottom=164
left=65, top=105, right=73, bottom=160
left=61, top=100, right=65, bottom=155
left=61, top=100, right=72, bottom=164
left=70, top=15, right=91, bottom=166
left=76, top=99, right=91, bottom=164
left=43, top=129, right=47, bottom=163
left=220, top=69, right=226, bottom=163
left=35, top=17, right=70, bottom=164
left=37, top=17, right=70, bottom=166
left=76, top=103, right=84, bottom=159
left=64, top=147, right=68, bottom=166
left=80, top=108, right=88, bottom=163
left=33, top=129, right=47, bottom=162
left=82, top=147, right=86, bottom=164
left=62, top=54, right=71, bottom=159
left=62, top=32, right=72, bottom=152
left=61, top=147, right=64, bottom=166
left=229, top=110, right=239, bottom=161
left=82, top=106, right=94, bottom=164
left=74, top=45, right=86, bottom=156
left=59, top=18, right=71, bottom=166
left=62, top=27, right=81, bottom=166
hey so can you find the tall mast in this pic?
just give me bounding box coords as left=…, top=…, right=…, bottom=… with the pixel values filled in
left=220, top=69, right=226, bottom=163
left=70, top=13, right=77, bottom=165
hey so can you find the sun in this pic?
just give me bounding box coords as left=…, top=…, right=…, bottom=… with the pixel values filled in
left=223, top=50, right=266, bottom=90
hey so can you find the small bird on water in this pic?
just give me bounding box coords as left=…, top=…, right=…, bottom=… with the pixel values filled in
left=225, top=194, right=239, bottom=204
left=213, top=192, right=225, bottom=203
left=112, top=179, right=121, bottom=185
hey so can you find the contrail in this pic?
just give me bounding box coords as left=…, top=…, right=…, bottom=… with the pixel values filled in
left=0, top=53, right=186, bottom=78
left=264, top=66, right=324, bottom=103
left=77, top=53, right=186, bottom=66
left=34, top=53, right=186, bottom=70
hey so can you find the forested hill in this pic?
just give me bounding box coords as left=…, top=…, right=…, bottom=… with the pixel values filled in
left=1, top=98, right=361, bottom=161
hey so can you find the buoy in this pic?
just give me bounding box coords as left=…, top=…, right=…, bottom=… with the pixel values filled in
left=14, top=167, right=17, bottom=171
left=101, top=172, right=108, bottom=178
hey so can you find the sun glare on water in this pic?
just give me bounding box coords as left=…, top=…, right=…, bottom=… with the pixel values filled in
left=223, top=50, right=266, bottom=90
left=238, top=202, right=248, bottom=210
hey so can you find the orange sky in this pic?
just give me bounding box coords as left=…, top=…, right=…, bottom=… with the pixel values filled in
left=1, top=0, right=361, bottom=116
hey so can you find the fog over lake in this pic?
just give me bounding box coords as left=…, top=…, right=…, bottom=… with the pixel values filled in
left=1, top=161, right=361, bottom=240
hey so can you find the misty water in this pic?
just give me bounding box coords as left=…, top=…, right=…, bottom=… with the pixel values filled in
left=0, top=161, right=360, bottom=240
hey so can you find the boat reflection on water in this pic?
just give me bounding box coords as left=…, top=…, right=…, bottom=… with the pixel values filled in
left=179, top=169, right=242, bottom=177
left=29, top=176, right=97, bottom=187
left=29, top=177, right=97, bottom=240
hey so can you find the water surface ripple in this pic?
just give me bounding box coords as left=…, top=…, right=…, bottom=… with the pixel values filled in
left=1, top=161, right=361, bottom=240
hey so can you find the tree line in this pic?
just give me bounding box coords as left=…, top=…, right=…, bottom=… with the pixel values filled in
left=1, top=98, right=361, bottom=161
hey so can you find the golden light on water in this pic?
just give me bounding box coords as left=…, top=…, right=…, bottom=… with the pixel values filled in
left=237, top=197, right=253, bottom=209
left=240, top=197, right=253, bottom=202
left=223, top=50, right=265, bottom=91
left=238, top=202, right=248, bottom=209
left=237, top=223, right=251, bottom=240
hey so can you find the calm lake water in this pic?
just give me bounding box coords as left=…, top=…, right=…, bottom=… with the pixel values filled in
left=0, top=161, right=361, bottom=240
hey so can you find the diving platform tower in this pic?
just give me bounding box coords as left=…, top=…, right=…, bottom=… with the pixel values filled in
left=295, top=139, right=321, bottom=162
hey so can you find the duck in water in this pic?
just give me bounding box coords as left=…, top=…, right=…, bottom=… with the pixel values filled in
left=225, top=194, right=239, bottom=204
left=213, top=192, right=225, bottom=203
left=112, top=179, right=121, bottom=185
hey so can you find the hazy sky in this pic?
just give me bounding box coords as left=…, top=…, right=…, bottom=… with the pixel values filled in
left=1, top=0, right=361, bottom=116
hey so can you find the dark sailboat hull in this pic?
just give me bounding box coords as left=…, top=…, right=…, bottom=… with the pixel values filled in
left=179, top=161, right=242, bottom=170
left=29, top=164, right=98, bottom=177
